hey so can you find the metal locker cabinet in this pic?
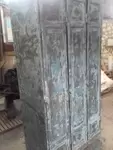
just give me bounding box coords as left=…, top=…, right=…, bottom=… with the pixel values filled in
left=9, top=0, right=101, bottom=149
left=9, top=0, right=48, bottom=149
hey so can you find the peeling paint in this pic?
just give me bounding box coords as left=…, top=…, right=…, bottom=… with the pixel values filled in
left=9, top=0, right=101, bottom=149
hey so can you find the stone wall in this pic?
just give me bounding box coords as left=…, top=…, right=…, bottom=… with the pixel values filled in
left=101, top=20, right=113, bottom=70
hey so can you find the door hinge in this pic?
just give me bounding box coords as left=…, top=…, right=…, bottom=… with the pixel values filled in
left=85, top=14, right=88, bottom=23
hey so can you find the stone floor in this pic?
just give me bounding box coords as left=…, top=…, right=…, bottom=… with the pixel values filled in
left=101, top=92, right=113, bottom=150
left=0, top=126, right=26, bottom=150
left=0, top=93, right=113, bottom=150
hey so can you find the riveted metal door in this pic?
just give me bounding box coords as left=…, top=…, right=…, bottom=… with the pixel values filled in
left=87, top=0, right=101, bottom=139
left=67, top=0, right=87, bottom=149
left=39, top=0, right=69, bottom=150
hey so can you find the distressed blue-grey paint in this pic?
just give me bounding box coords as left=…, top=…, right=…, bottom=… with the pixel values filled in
left=9, top=0, right=101, bottom=149
left=9, top=0, right=47, bottom=150
left=42, top=29, right=69, bottom=149
left=67, top=0, right=87, bottom=149
left=39, top=0, right=69, bottom=149
left=87, top=0, right=101, bottom=139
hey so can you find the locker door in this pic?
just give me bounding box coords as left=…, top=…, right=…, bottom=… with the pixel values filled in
left=87, top=0, right=101, bottom=139
left=67, top=0, right=87, bottom=149
left=39, top=0, right=69, bottom=150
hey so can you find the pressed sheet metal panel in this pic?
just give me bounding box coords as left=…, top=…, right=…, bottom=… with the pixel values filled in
left=67, top=0, right=87, bottom=149
left=39, top=0, right=69, bottom=149
left=10, top=0, right=101, bottom=149
left=39, top=0, right=65, bottom=26
left=87, top=27, right=100, bottom=138
left=42, top=28, right=69, bottom=150
left=87, top=0, right=101, bottom=139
